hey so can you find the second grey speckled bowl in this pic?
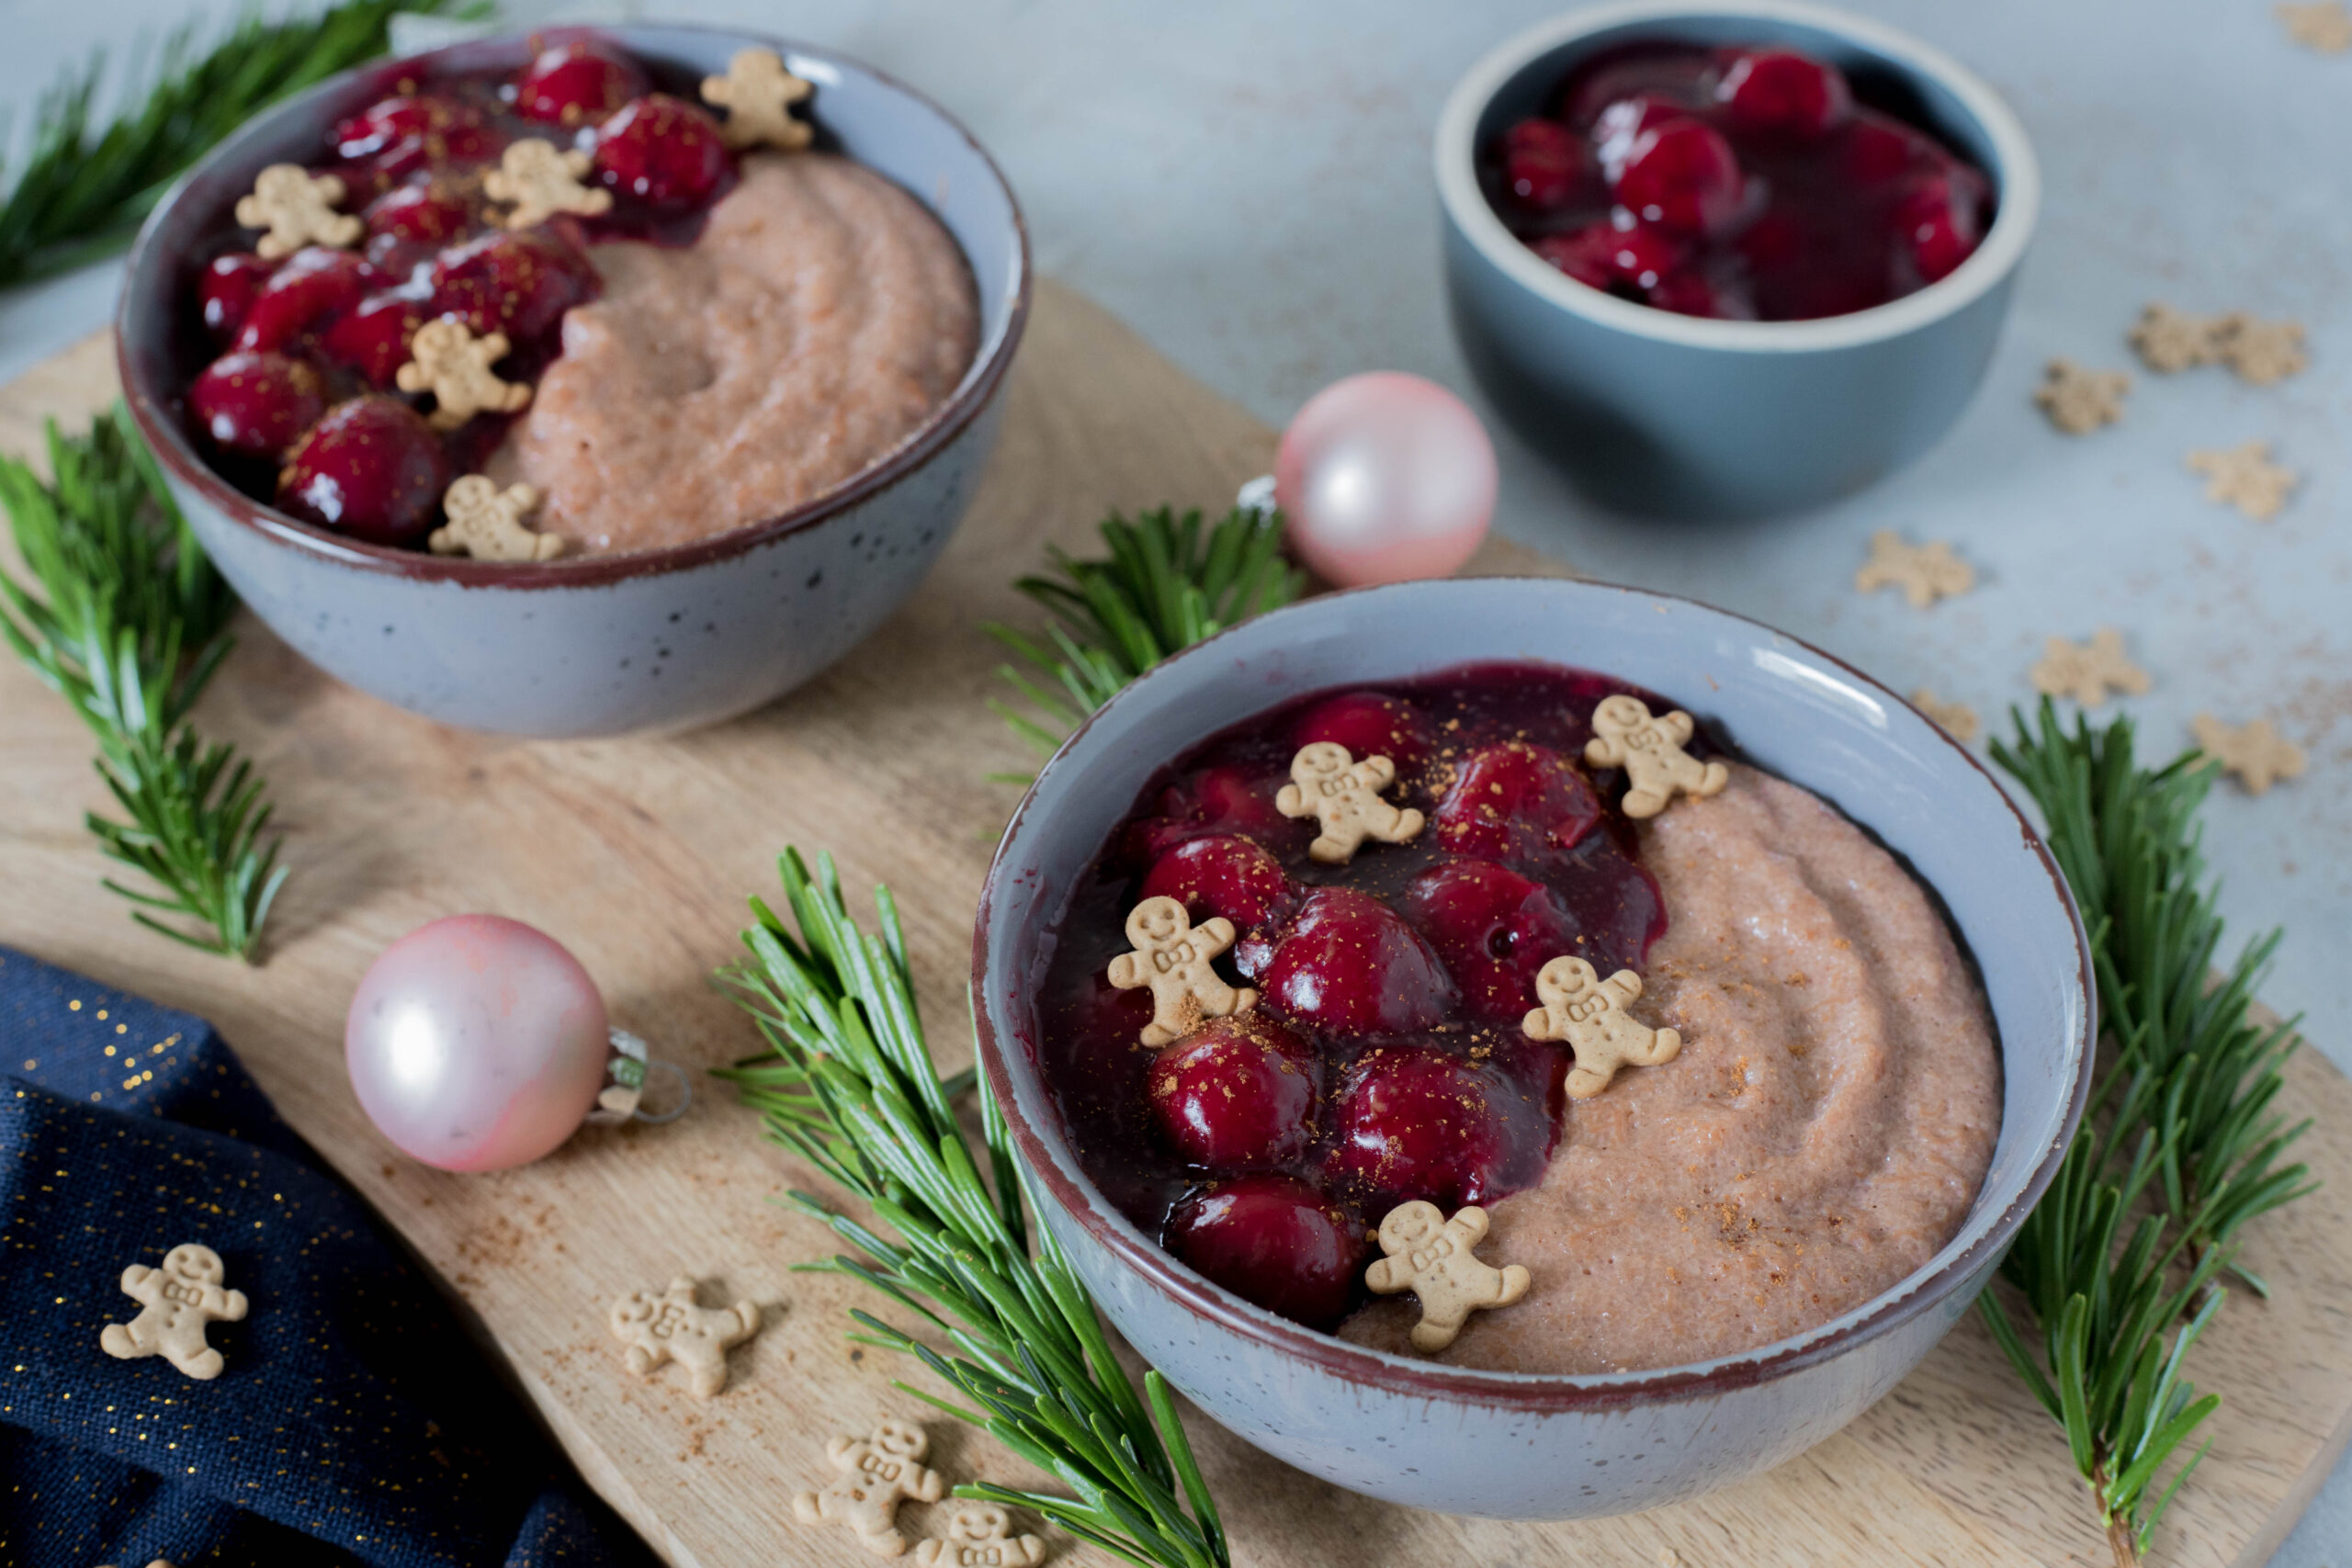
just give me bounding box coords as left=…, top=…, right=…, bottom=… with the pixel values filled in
left=119, top=26, right=1027, bottom=738
left=1436, top=1, right=2040, bottom=519
left=974, top=578, right=2093, bottom=1518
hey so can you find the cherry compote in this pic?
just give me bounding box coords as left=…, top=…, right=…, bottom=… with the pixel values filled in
left=1031, top=662, right=1684, bottom=1328
left=1482, top=41, right=1993, bottom=320
left=171, top=34, right=757, bottom=546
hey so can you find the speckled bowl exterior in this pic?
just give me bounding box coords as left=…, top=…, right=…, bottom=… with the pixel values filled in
left=1435, top=1, right=2040, bottom=519
left=119, top=25, right=1028, bottom=738
left=973, top=578, right=2093, bottom=1519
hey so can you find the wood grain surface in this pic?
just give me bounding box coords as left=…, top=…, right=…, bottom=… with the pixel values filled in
left=2, top=280, right=2346, bottom=1568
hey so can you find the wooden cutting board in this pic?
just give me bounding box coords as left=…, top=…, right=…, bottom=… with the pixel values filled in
left=3, top=280, right=2348, bottom=1568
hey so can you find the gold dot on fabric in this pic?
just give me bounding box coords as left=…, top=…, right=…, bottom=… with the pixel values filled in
left=19, top=1059, right=33, bottom=1071
left=87, top=1092, right=99, bottom=1102
left=69, top=999, right=81, bottom=1011
left=116, top=1023, right=129, bottom=1034
left=105, top=1045, right=117, bottom=1056
left=96, top=1010, right=107, bottom=1020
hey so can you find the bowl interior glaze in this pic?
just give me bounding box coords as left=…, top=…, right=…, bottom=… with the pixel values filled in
left=976, top=578, right=2092, bottom=1401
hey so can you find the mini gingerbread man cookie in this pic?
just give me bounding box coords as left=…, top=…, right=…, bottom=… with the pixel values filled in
left=484, top=137, right=615, bottom=229
left=914, top=1502, right=1046, bottom=1568
left=609, top=1276, right=760, bottom=1398
left=1854, top=528, right=1975, bottom=608
left=1274, top=741, right=1426, bottom=863
left=2217, top=314, right=2310, bottom=386
left=2129, top=302, right=2228, bottom=373
left=2192, top=712, right=2307, bottom=795
left=431, top=476, right=564, bottom=561
left=2033, top=358, right=2130, bottom=434
left=2029, top=626, right=2150, bottom=707
left=2278, top=0, right=2352, bottom=51
left=1106, top=897, right=1258, bottom=1047
left=1909, top=688, right=1982, bottom=744
left=702, top=47, right=816, bottom=151
left=793, top=1416, right=945, bottom=1558
left=1524, top=955, right=1682, bottom=1099
left=2187, top=440, right=2298, bottom=521
left=1363, top=1201, right=1531, bottom=1353
left=99, top=1243, right=247, bottom=1381
left=1584, top=694, right=1728, bottom=819
left=396, top=319, right=531, bottom=431
left=233, top=164, right=361, bottom=260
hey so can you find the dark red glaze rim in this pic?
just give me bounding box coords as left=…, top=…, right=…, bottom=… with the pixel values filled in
left=116, top=24, right=1031, bottom=592
left=971, top=576, right=2097, bottom=1412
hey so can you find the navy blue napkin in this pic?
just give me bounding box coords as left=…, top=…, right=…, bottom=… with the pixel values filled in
left=0, top=945, right=653, bottom=1568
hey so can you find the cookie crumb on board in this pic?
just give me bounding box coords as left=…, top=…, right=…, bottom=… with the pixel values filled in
left=2277, top=1, right=2352, bottom=51
left=2033, top=358, right=2130, bottom=434
left=1909, top=689, right=1981, bottom=743
left=2186, top=440, right=2298, bottom=521
left=2030, top=627, right=2151, bottom=708
left=1854, top=528, right=1975, bottom=608
left=2191, top=712, right=2308, bottom=795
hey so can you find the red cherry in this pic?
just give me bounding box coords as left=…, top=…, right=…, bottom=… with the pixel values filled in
left=233, top=247, right=376, bottom=354
left=1716, top=50, right=1852, bottom=139
left=1324, top=1045, right=1551, bottom=1210
left=516, top=40, right=650, bottom=127
left=1430, top=741, right=1600, bottom=868
left=1532, top=220, right=1686, bottom=295
left=1842, top=118, right=1919, bottom=186
left=1165, top=1175, right=1362, bottom=1327
left=1141, top=835, right=1291, bottom=931
left=321, top=291, right=426, bottom=386
left=366, top=182, right=478, bottom=247
left=332, top=96, right=442, bottom=161
left=275, top=395, right=451, bottom=547
left=1895, top=174, right=1986, bottom=285
left=1261, top=887, right=1457, bottom=1037
left=198, top=253, right=275, bottom=343
left=593, top=94, right=730, bottom=209
left=1612, top=118, right=1745, bottom=235
left=1498, top=117, right=1583, bottom=209
left=187, top=352, right=328, bottom=460
left=427, top=229, right=597, bottom=341
left=1399, top=860, right=1580, bottom=1021
left=1127, top=761, right=1300, bottom=863
left=1148, top=1017, right=1319, bottom=1170
left=1590, top=95, right=1684, bottom=177
left=1291, top=690, right=1435, bottom=773
left=1648, top=269, right=1753, bottom=320
left=333, top=96, right=500, bottom=178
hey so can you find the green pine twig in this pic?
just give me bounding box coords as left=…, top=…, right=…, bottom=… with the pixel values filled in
left=0, top=406, right=287, bottom=959
left=986, top=505, right=1304, bottom=764
left=0, top=0, right=477, bottom=289
left=714, top=850, right=1227, bottom=1568
left=1979, top=700, right=2316, bottom=1565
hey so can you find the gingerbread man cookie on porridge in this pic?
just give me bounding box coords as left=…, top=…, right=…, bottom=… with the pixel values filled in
left=1364, top=1201, right=1531, bottom=1353
left=1584, top=694, right=1727, bottom=819
left=1525, top=954, right=1682, bottom=1099
left=100, top=1242, right=247, bottom=1381
left=1275, top=741, right=1426, bottom=863
left=793, top=1416, right=945, bottom=1558
left=1107, top=896, right=1258, bottom=1047
left=609, top=1276, right=760, bottom=1398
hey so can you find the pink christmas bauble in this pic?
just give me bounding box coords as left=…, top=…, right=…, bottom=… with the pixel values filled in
left=1273, top=372, right=1498, bottom=588
left=345, top=914, right=609, bottom=1172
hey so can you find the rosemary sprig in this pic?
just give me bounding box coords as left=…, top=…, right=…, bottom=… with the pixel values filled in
left=716, top=850, right=1227, bottom=1568
left=0, top=407, right=287, bottom=959
left=986, top=505, right=1303, bottom=763
left=0, top=0, right=473, bottom=288
left=1980, top=700, right=2315, bottom=1566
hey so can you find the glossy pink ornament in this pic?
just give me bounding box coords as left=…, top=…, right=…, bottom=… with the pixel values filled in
left=345, top=914, right=610, bottom=1172
left=1273, top=372, right=1498, bottom=588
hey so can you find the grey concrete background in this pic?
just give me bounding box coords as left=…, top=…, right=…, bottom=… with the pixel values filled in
left=0, top=0, right=2343, bottom=1560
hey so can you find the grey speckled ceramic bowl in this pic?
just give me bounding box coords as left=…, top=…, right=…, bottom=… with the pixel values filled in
left=119, top=25, right=1027, bottom=738
left=1437, top=1, right=2038, bottom=519
left=974, top=578, right=2093, bottom=1519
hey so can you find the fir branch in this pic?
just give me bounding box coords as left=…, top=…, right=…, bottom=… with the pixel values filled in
left=0, top=0, right=477, bottom=289
left=715, top=850, right=1227, bottom=1568
left=0, top=406, right=287, bottom=959
left=1980, top=700, right=2316, bottom=1566
left=986, top=505, right=1304, bottom=763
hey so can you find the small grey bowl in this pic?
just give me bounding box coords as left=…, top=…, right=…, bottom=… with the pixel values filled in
left=1436, top=0, right=2039, bottom=519
left=119, top=25, right=1028, bottom=738
left=973, top=578, right=2092, bottom=1519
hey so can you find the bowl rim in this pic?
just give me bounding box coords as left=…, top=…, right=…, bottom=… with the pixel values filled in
left=972, top=575, right=2096, bottom=1411
left=115, top=21, right=1031, bottom=592
left=1431, top=0, right=2041, bottom=355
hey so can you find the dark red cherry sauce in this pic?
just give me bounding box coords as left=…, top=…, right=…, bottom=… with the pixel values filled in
left=1032, top=662, right=1701, bottom=1329
left=1483, top=41, right=1994, bottom=321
